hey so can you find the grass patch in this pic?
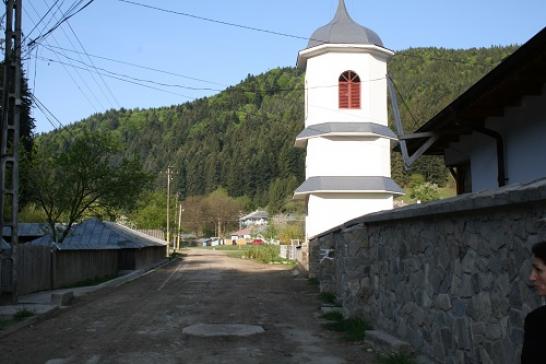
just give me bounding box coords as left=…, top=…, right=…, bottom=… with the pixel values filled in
left=321, top=311, right=344, bottom=321
left=13, top=309, right=34, bottom=322
left=377, top=352, right=417, bottom=364
left=319, top=292, right=337, bottom=305
left=61, top=274, right=116, bottom=289
left=0, top=317, right=15, bottom=330
left=203, top=244, right=295, bottom=265
left=322, top=317, right=371, bottom=341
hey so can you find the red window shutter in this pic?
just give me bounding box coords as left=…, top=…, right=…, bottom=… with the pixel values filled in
left=339, top=82, right=349, bottom=108
left=349, top=83, right=360, bottom=108
left=339, top=71, right=361, bottom=109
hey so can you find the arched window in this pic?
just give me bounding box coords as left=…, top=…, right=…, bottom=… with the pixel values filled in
left=339, top=71, right=361, bottom=109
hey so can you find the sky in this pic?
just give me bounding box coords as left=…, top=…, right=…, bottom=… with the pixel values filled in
left=21, top=0, right=546, bottom=133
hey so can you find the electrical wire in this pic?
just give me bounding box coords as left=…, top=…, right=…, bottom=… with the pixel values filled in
left=117, top=0, right=311, bottom=43
left=27, top=0, right=96, bottom=48
left=41, top=0, right=121, bottom=108
left=24, top=0, right=62, bottom=40
left=24, top=3, right=102, bottom=112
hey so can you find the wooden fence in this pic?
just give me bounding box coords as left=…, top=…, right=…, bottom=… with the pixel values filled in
left=0, top=244, right=166, bottom=297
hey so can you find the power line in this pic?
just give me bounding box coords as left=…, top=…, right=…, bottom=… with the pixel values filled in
left=117, top=0, right=311, bottom=43
left=36, top=55, right=196, bottom=99
left=24, top=0, right=62, bottom=40
left=27, top=0, right=96, bottom=48
left=42, top=0, right=121, bottom=108
left=24, top=3, right=103, bottom=112
left=36, top=43, right=228, bottom=86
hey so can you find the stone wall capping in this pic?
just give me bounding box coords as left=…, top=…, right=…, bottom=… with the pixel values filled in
left=350, top=177, right=546, bottom=225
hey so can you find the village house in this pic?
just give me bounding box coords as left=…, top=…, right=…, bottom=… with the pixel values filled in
left=239, top=210, right=269, bottom=228
left=403, top=26, right=546, bottom=194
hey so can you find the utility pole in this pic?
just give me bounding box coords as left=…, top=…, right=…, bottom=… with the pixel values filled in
left=0, top=0, right=22, bottom=302
left=176, top=200, right=182, bottom=250
left=166, top=166, right=171, bottom=251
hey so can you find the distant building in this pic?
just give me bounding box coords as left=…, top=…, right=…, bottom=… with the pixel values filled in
left=404, top=27, right=546, bottom=194
left=294, top=0, right=402, bottom=239
left=239, top=210, right=269, bottom=227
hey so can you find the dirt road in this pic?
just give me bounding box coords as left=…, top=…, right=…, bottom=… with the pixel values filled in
left=0, top=248, right=377, bottom=364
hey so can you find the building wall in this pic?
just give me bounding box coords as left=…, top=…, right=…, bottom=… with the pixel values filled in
left=305, top=51, right=389, bottom=127
left=306, top=137, right=391, bottom=177
left=306, top=193, right=393, bottom=239
left=445, top=87, right=546, bottom=192
left=309, top=178, right=546, bottom=363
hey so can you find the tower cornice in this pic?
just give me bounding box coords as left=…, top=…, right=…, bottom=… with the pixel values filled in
left=297, top=43, right=394, bottom=69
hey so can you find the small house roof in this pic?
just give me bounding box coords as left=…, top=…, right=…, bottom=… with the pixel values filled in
left=2, top=223, right=50, bottom=237
left=0, top=238, right=10, bottom=251
left=31, top=218, right=166, bottom=251
left=240, top=210, right=269, bottom=221
left=307, top=0, right=383, bottom=49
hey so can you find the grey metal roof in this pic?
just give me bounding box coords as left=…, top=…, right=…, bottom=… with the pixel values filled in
left=307, top=0, right=383, bottom=49
left=294, top=176, right=403, bottom=198
left=240, top=210, right=269, bottom=221
left=295, top=122, right=397, bottom=147
left=0, top=238, right=10, bottom=251
left=2, top=223, right=50, bottom=237
left=31, top=218, right=166, bottom=251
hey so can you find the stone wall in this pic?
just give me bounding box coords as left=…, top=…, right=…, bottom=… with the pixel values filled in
left=309, top=178, right=546, bottom=363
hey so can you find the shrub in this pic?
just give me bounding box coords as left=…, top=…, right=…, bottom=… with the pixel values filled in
left=377, top=352, right=417, bottom=364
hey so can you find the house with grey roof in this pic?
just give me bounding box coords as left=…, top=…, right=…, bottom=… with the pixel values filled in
left=30, top=218, right=167, bottom=289
left=239, top=210, right=269, bottom=227
left=2, top=223, right=50, bottom=244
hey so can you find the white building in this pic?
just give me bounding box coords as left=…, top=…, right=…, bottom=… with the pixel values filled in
left=294, top=0, right=403, bottom=239
left=239, top=210, right=269, bottom=227
left=404, top=27, right=546, bottom=194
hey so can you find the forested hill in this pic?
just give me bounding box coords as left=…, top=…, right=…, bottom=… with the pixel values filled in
left=43, top=45, right=518, bottom=211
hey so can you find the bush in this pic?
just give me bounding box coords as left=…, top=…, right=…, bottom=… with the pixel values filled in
left=322, top=317, right=371, bottom=341
left=410, top=181, right=440, bottom=202
left=243, top=245, right=280, bottom=263
left=377, top=352, right=417, bottom=364
left=319, top=292, right=337, bottom=305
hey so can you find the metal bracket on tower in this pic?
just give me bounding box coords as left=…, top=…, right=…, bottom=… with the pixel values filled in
left=387, top=76, right=438, bottom=170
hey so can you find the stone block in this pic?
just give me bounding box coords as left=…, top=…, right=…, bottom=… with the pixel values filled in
left=434, top=294, right=452, bottom=311
left=51, top=291, right=74, bottom=306
left=365, top=330, right=413, bottom=354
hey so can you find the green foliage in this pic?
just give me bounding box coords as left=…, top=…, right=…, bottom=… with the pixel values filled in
left=61, top=274, right=116, bottom=289
left=243, top=244, right=281, bottom=263
left=24, top=129, right=152, bottom=242
left=410, top=181, right=441, bottom=202
left=319, top=292, right=337, bottom=305
left=322, top=317, right=371, bottom=341
left=321, top=311, right=344, bottom=321
left=377, top=352, right=417, bottom=364
left=129, top=190, right=172, bottom=229
left=13, top=309, right=34, bottom=321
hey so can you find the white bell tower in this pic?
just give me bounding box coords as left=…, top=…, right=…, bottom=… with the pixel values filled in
left=294, top=0, right=403, bottom=239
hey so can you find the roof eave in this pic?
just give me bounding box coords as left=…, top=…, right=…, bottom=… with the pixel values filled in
left=297, top=44, right=394, bottom=69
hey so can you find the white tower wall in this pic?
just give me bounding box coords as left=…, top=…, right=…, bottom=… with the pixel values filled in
left=306, top=193, right=393, bottom=238
left=305, top=51, right=389, bottom=127
left=306, top=137, right=392, bottom=178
